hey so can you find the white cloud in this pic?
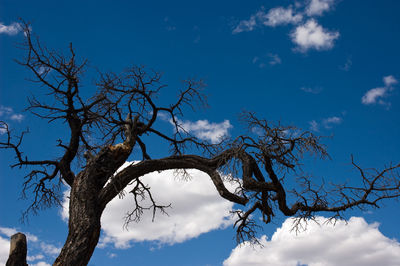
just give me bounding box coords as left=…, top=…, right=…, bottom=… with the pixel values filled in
left=62, top=163, right=238, bottom=249
left=27, top=254, right=45, bottom=261
left=224, top=216, right=400, bottom=266
left=233, top=4, right=340, bottom=53
left=60, top=190, right=70, bottom=222
left=0, top=236, right=9, bottom=265
left=0, top=106, right=13, bottom=117
left=0, top=227, right=37, bottom=242
left=322, top=116, right=342, bottom=128
left=0, top=226, right=60, bottom=265
left=306, top=0, right=335, bottom=16
left=233, top=13, right=258, bottom=34
left=178, top=119, right=232, bottom=144
left=362, top=87, right=387, bottom=105
left=31, top=262, right=51, bottom=266
left=309, top=114, right=343, bottom=131
left=40, top=242, right=61, bottom=255
left=290, top=19, right=339, bottom=52
left=383, top=75, right=398, bottom=87
left=362, top=75, right=397, bottom=106
left=0, top=227, right=17, bottom=237
left=10, top=114, right=24, bottom=122
left=0, top=105, right=24, bottom=123
left=233, top=6, right=302, bottom=34
left=0, top=22, right=21, bottom=35
left=0, top=124, right=7, bottom=134
left=263, top=6, right=303, bottom=27
left=107, top=252, right=117, bottom=258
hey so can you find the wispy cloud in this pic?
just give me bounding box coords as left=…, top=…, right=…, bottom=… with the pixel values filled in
left=309, top=120, right=319, bottom=132
left=322, top=116, right=342, bottom=129
left=224, top=216, right=400, bottom=266
left=252, top=56, right=265, bottom=68
left=0, top=106, right=24, bottom=134
left=0, top=124, right=7, bottom=134
left=362, top=75, right=398, bottom=107
left=0, top=106, right=13, bottom=117
left=0, top=105, right=24, bottom=122
left=383, top=75, right=398, bottom=87
left=252, top=53, right=282, bottom=68
left=233, top=6, right=302, bottom=34
left=263, top=6, right=303, bottom=27
left=177, top=119, right=232, bottom=144
left=0, top=227, right=38, bottom=242
left=306, top=0, right=335, bottom=16
left=39, top=242, right=61, bottom=256
left=0, top=22, right=22, bottom=36
left=232, top=13, right=258, bottom=34
left=157, top=113, right=232, bottom=144
left=340, top=57, right=352, bottom=71
left=290, top=19, right=339, bottom=52
left=27, top=254, right=45, bottom=262
left=267, top=53, right=282, bottom=65
left=309, top=114, right=344, bottom=132
left=107, top=252, right=117, bottom=258
left=10, top=114, right=24, bottom=122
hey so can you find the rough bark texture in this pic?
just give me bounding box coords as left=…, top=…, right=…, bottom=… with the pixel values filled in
left=53, top=173, right=102, bottom=265
left=54, top=144, right=133, bottom=265
left=6, top=233, right=28, bottom=266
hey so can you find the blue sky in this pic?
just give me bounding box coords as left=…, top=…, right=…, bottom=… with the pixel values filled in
left=1, top=0, right=400, bottom=265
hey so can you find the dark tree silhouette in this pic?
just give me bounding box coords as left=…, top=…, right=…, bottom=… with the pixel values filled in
left=1, top=23, right=400, bottom=265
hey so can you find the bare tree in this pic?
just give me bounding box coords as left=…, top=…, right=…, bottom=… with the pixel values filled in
left=1, top=23, right=399, bottom=266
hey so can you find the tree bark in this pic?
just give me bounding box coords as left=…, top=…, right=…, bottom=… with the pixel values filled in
left=6, top=233, right=28, bottom=266
left=54, top=171, right=103, bottom=266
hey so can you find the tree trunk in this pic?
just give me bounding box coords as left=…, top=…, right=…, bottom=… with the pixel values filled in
left=6, top=233, right=28, bottom=266
left=54, top=172, right=103, bottom=266
left=54, top=144, right=133, bottom=265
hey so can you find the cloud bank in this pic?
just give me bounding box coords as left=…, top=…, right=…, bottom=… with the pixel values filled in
left=224, top=216, right=400, bottom=266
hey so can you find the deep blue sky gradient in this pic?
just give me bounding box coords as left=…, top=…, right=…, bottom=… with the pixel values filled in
left=1, top=1, right=400, bottom=265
